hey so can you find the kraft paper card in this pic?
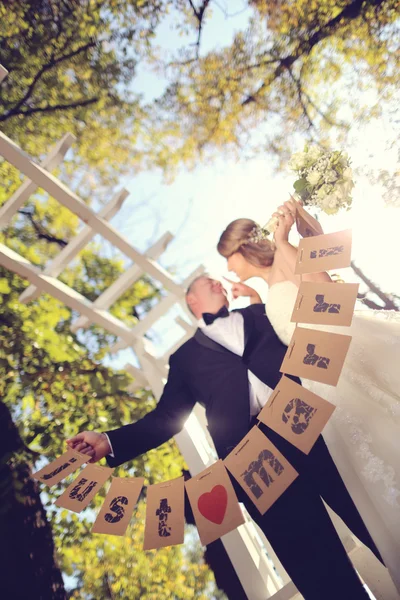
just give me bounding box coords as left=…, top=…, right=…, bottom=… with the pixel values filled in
left=295, top=203, right=324, bottom=238
left=92, top=476, right=144, bottom=536
left=291, top=281, right=359, bottom=327
left=295, top=230, right=352, bottom=275
left=143, top=476, right=185, bottom=550
left=185, top=460, right=245, bottom=546
left=224, top=426, right=298, bottom=515
left=280, top=326, right=352, bottom=386
left=55, top=464, right=114, bottom=513
left=32, top=448, right=88, bottom=486
left=258, top=376, right=336, bottom=454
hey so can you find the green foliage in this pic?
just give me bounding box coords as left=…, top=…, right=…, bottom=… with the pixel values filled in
left=2, top=1, right=398, bottom=183
left=147, top=0, right=399, bottom=172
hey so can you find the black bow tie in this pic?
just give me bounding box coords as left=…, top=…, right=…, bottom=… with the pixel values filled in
left=202, top=305, right=230, bottom=326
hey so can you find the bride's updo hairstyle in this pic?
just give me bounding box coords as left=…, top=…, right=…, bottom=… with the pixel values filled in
left=217, top=218, right=276, bottom=267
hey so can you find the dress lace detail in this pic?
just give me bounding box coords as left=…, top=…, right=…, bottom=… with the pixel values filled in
left=334, top=406, right=400, bottom=508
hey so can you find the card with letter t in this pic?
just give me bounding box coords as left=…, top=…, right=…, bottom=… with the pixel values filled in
left=143, top=476, right=185, bottom=550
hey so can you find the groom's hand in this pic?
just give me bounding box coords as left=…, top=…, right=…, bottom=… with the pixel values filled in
left=66, top=431, right=111, bottom=464
left=223, top=278, right=262, bottom=303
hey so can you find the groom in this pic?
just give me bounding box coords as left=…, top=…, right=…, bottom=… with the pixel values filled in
left=68, top=275, right=382, bottom=599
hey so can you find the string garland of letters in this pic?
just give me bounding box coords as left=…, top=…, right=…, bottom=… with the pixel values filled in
left=34, top=223, right=357, bottom=550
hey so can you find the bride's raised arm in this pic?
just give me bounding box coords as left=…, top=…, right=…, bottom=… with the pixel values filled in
left=273, top=199, right=331, bottom=286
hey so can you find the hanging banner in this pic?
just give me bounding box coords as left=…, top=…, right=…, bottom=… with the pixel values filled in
left=92, top=476, right=144, bottom=536
left=143, top=476, right=185, bottom=550
left=295, top=230, right=352, bottom=275
left=185, top=460, right=245, bottom=546
left=295, top=203, right=324, bottom=238
left=258, top=376, right=336, bottom=454
left=280, top=327, right=352, bottom=386
left=291, top=281, right=359, bottom=327
left=55, top=464, right=114, bottom=513
left=224, top=426, right=298, bottom=515
left=32, top=448, right=88, bottom=486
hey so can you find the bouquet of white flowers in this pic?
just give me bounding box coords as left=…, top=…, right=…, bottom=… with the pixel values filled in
left=288, top=145, right=354, bottom=215
left=256, top=145, right=355, bottom=239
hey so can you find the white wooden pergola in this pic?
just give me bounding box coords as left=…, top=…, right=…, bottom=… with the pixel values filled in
left=0, top=66, right=397, bottom=600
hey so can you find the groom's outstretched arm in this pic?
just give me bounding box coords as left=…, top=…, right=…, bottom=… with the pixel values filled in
left=67, top=355, right=196, bottom=468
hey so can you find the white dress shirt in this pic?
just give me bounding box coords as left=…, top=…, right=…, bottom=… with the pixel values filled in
left=198, top=310, right=273, bottom=416
left=106, top=309, right=272, bottom=457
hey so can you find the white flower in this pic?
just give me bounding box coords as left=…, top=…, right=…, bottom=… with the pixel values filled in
left=336, top=181, right=353, bottom=199
left=321, top=194, right=340, bottom=212
left=306, top=146, right=323, bottom=162
left=307, top=171, right=321, bottom=186
left=316, top=184, right=331, bottom=199
left=325, top=170, right=338, bottom=183
left=289, top=152, right=307, bottom=171
left=343, top=167, right=353, bottom=180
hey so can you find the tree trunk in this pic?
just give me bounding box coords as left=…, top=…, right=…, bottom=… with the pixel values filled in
left=0, top=401, right=66, bottom=600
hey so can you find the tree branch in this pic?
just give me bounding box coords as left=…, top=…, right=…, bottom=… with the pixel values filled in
left=18, top=209, right=68, bottom=247
left=242, top=0, right=385, bottom=105
left=351, top=260, right=399, bottom=311
left=187, top=0, right=212, bottom=58
left=0, top=96, right=99, bottom=121
left=0, top=40, right=96, bottom=122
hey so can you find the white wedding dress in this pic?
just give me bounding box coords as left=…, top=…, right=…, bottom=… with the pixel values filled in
left=265, top=280, right=400, bottom=590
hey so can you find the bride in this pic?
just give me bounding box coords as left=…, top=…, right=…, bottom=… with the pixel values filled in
left=217, top=198, right=400, bottom=590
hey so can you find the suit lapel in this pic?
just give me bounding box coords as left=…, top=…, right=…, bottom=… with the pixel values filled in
left=193, top=328, right=232, bottom=355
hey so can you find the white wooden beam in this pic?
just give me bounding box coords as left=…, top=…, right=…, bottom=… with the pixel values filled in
left=110, top=265, right=204, bottom=354
left=0, top=132, right=183, bottom=295
left=19, top=188, right=129, bottom=303
left=0, top=133, right=75, bottom=228
left=124, top=363, right=150, bottom=393
left=0, top=64, right=8, bottom=83
left=0, top=244, right=132, bottom=339
left=174, top=315, right=196, bottom=335
left=71, top=232, right=174, bottom=332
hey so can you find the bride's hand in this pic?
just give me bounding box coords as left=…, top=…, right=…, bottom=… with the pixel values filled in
left=223, top=277, right=261, bottom=302
left=273, top=200, right=296, bottom=245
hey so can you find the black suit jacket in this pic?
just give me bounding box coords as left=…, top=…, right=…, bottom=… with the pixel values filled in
left=107, top=304, right=299, bottom=467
